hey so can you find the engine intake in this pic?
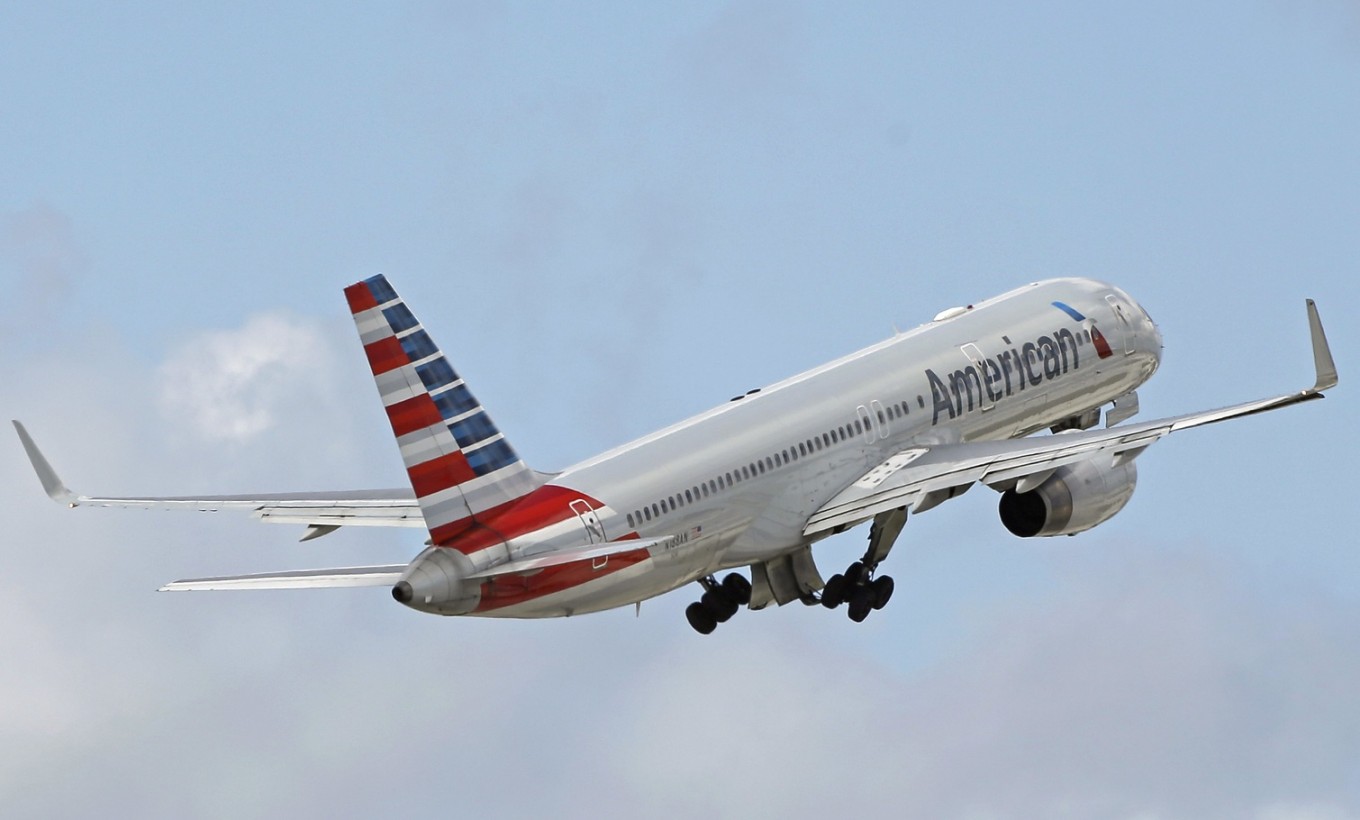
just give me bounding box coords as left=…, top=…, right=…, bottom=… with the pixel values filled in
left=999, top=458, right=1137, bottom=537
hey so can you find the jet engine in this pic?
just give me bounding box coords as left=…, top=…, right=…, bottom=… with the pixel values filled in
left=998, top=457, right=1138, bottom=537
left=391, top=546, right=482, bottom=615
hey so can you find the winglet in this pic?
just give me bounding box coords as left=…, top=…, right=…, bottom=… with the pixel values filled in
left=12, top=421, right=79, bottom=506
left=1306, top=299, right=1338, bottom=393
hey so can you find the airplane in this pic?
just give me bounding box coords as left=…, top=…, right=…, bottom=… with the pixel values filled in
left=14, top=276, right=1339, bottom=634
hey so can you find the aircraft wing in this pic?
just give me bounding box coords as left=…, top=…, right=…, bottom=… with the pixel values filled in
left=13, top=421, right=422, bottom=538
left=806, top=299, right=1338, bottom=536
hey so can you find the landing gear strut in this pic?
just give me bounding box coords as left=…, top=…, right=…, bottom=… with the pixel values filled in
left=684, top=573, right=752, bottom=635
left=819, top=507, right=903, bottom=622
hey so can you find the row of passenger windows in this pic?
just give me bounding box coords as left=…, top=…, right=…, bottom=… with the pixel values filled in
left=624, top=399, right=918, bottom=530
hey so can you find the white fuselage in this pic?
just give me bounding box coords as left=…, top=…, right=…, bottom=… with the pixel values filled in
left=479, top=278, right=1162, bottom=617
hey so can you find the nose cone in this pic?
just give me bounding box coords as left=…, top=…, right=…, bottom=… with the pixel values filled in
left=1145, top=317, right=1165, bottom=372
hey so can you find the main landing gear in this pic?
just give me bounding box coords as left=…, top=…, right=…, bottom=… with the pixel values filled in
left=819, top=560, right=894, bottom=622
left=818, top=506, right=904, bottom=622
left=684, top=573, right=752, bottom=635
left=684, top=508, right=906, bottom=633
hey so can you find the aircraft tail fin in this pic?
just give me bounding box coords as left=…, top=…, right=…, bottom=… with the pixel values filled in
left=344, top=275, right=541, bottom=548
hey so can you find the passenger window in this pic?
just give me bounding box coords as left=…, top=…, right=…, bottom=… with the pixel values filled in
left=627, top=513, right=634, bottom=528
left=685, top=489, right=693, bottom=503
left=650, top=504, right=658, bottom=518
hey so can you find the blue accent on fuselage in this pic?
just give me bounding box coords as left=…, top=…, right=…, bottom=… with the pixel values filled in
left=1051, top=301, right=1085, bottom=322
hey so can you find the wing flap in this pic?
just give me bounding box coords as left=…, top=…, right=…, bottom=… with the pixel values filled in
left=160, top=565, right=407, bottom=591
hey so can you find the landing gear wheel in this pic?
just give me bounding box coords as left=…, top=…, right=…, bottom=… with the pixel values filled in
left=845, top=561, right=867, bottom=586
left=702, top=588, right=739, bottom=623
left=721, top=573, right=752, bottom=605
left=821, top=574, right=848, bottom=608
left=870, top=575, right=895, bottom=610
left=847, top=587, right=872, bottom=623
left=686, top=602, right=717, bottom=634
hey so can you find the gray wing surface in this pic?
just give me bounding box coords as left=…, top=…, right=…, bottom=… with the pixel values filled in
left=13, top=421, right=422, bottom=535
left=806, top=299, right=1338, bottom=536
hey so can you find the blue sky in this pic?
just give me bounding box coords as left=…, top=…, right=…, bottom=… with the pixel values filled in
left=2, top=2, right=1358, bottom=817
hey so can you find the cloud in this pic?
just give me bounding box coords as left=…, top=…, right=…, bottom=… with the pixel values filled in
left=677, top=0, right=805, bottom=119
left=3, top=302, right=1358, bottom=820
left=581, top=546, right=1360, bottom=819
left=156, top=312, right=339, bottom=443
left=0, top=202, right=88, bottom=332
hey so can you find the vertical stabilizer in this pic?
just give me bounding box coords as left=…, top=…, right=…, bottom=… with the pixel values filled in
left=344, top=275, right=540, bottom=550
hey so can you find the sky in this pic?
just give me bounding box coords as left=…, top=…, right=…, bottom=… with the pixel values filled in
left=2, top=1, right=1358, bottom=817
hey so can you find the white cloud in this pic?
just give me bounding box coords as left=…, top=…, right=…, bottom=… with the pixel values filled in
left=0, top=202, right=87, bottom=334
left=157, top=312, right=338, bottom=443
left=1257, top=805, right=1358, bottom=820
left=2, top=299, right=1357, bottom=820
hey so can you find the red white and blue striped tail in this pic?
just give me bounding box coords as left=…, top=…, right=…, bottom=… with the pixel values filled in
left=344, top=275, right=541, bottom=550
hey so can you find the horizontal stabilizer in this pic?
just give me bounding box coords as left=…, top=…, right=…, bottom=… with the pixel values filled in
left=160, top=565, right=408, bottom=591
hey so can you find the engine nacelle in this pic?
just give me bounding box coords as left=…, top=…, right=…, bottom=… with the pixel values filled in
left=391, top=546, right=481, bottom=615
left=998, top=457, right=1138, bottom=537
